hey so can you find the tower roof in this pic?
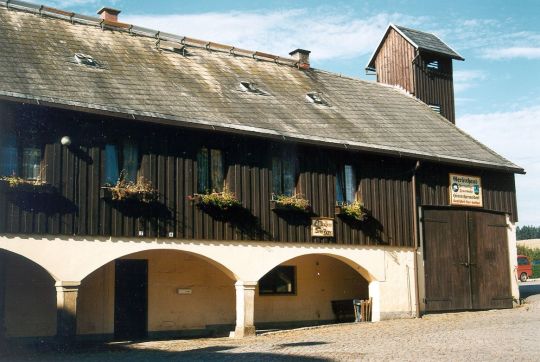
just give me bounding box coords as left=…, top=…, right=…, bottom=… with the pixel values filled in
left=367, top=24, right=464, bottom=71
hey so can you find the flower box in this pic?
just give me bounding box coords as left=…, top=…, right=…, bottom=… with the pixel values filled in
left=189, top=186, right=242, bottom=212
left=271, top=194, right=311, bottom=213
left=0, top=177, right=55, bottom=194
left=101, top=176, right=158, bottom=203
left=335, top=201, right=367, bottom=221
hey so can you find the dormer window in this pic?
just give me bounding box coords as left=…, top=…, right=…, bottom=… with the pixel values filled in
left=306, top=92, right=330, bottom=106
left=239, top=81, right=269, bottom=96
left=74, top=53, right=98, bottom=67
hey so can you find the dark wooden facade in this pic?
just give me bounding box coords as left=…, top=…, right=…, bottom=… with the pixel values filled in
left=372, top=28, right=457, bottom=123
left=0, top=101, right=518, bottom=246
left=412, top=54, right=456, bottom=124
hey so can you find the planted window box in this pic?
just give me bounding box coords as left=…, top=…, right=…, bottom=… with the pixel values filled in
left=188, top=186, right=242, bottom=212
left=271, top=194, right=311, bottom=213
left=335, top=200, right=367, bottom=221
left=101, top=176, right=158, bottom=203
left=0, top=176, right=55, bottom=194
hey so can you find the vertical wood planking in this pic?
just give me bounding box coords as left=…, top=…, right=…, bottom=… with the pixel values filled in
left=0, top=105, right=516, bottom=246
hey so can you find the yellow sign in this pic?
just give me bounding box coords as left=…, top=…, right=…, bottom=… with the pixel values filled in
left=449, top=173, right=483, bottom=207
left=311, top=218, right=334, bottom=237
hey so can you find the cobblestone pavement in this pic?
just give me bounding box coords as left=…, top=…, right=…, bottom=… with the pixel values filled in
left=3, top=296, right=540, bottom=361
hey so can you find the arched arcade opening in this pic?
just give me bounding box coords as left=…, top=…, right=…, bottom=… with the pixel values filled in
left=0, top=249, right=56, bottom=339
left=77, top=249, right=237, bottom=340
left=254, top=254, right=370, bottom=329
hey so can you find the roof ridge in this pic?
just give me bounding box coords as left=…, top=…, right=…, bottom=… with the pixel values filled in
left=0, top=0, right=300, bottom=68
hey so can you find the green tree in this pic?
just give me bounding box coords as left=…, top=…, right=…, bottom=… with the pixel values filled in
left=516, top=225, right=540, bottom=240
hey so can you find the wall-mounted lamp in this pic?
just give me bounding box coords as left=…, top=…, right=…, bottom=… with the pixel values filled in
left=60, top=136, right=72, bottom=146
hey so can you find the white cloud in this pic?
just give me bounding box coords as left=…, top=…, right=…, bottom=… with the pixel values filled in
left=453, top=70, right=486, bottom=92
left=431, top=17, right=540, bottom=61
left=123, top=10, right=419, bottom=61
left=41, top=0, right=119, bottom=10
left=457, top=106, right=540, bottom=225
left=483, top=47, right=540, bottom=60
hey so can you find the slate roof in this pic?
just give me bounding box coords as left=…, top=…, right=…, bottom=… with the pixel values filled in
left=366, top=24, right=464, bottom=70
left=0, top=2, right=522, bottom=173
left=394, top=25, right=464, bottom=60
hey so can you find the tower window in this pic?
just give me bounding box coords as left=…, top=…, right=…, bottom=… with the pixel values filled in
left=426, top=60, right=439, bottom=70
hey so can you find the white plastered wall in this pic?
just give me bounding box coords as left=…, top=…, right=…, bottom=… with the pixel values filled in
left=0, top=234, right=418, bottom=331
left=507, top=217, right=520, bottom=302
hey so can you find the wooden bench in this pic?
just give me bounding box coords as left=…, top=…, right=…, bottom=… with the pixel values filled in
left=331, top=299, right=355, bottom=322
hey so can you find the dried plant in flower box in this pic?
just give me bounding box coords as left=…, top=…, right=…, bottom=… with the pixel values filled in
left=101, top=171, right=158, bottom=203
left=271, top=193, right=311, bottom=213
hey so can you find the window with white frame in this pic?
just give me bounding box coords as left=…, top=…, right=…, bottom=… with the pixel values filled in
left=336, top=164, right=357, bottom=205
left=0, top=129, right=43, bottom=180
left=259, top=265, right=296, bottom=295
left=271, top=146, right=297, bottom=197
left=103, top=139, right=139, bottom=185
left=197, top=147, right=224, bottom=193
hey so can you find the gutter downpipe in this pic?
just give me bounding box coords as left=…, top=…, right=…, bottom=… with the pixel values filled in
left=412, top=160, right=421, bottom=318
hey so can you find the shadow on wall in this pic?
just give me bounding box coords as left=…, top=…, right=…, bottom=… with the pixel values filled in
left=0, top=250, right=57, bottom=339
left=5, top=188, right=78, bottom=215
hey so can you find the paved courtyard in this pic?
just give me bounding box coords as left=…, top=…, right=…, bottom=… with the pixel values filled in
left=2, top=295, right=540, bottom=361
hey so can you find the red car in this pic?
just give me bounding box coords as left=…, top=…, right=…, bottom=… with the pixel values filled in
left=517, top=255, right=533, bottom=282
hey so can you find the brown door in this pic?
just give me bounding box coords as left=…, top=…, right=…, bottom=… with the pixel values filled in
left=469, top=211, right=513, bottom=309
left=114, top=259, right=148, bottom=340
left=423, top=208, right=512, bottom=312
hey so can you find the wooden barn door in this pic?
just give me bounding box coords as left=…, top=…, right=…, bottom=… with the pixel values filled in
left=469, top=211, right=513, bottom=309
left=423, top=208, right=512, bottom=312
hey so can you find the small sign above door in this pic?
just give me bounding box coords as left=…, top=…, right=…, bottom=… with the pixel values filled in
left=449, top=173, right=483, bottom=207
left=311, top=217, right=334, bottom=237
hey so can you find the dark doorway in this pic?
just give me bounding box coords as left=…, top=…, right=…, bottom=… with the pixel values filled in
left=423, top=208, right=513, bottom=312
left=114, top=259, right=148, bottom=340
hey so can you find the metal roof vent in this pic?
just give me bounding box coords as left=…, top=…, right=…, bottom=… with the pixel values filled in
left=306, top=92, right=330, bottom=106
left=429, top=104, right=441, bottom=114
left=74, top=53, right=98, bottom=67
left=240, top=81, right=269, bottom=96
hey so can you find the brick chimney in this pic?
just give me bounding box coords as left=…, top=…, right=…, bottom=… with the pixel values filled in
left=97, top=7, right=121, bottom=22
left=289, top=49, right=311, bottom=70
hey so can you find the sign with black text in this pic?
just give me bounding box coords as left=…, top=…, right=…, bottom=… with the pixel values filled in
left=449, top=173, right=483, bottom=207
left=311, top=218, right=334, bottom=237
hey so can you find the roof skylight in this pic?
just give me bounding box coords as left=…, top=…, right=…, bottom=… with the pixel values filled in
left=239, top=81, right=269, bottom=96
left=306, top=92, right=330, bottom=106
left=74, top=53, right=98, bottom=67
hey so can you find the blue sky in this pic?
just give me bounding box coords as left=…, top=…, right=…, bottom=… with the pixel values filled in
left=43, top=0, right=540, bottom=225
